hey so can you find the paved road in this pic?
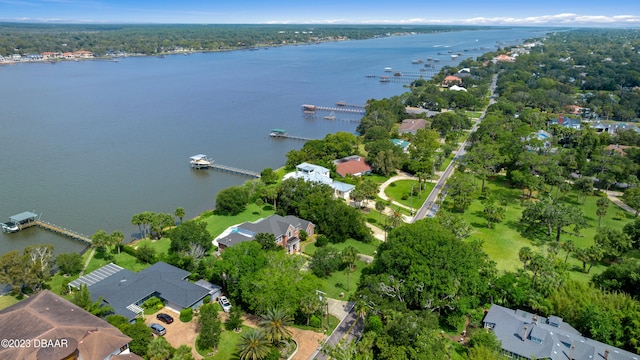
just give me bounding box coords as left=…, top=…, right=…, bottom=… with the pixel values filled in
left=310, top=302, right=362, bottom=360
left=412, top=74, right=498, bottom=222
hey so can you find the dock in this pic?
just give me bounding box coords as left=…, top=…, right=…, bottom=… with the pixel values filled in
left=211, top=163, right=261, bottom=178
left=269, top=129, right=314, bottom=141
left=2, top=211, right=92, bottom=245
left=35, top=221, right=92, bottom=245
left=189, top=154, right=260, bottom=178
left=302, top=104, right=365, bottom=114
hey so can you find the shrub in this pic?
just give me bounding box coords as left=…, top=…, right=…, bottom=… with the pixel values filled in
left=180, top=307, right=193, bottom=322
left=315, top=235, right=329, bottom=247
left=203, top=295, right=211, bottom=304
left=309, top=315, right=321, bottom=328
left=142, top=296, right=163, bottom=311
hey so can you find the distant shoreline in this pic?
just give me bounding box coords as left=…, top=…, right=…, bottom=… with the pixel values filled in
left=0, top=32, right=423, bottom=67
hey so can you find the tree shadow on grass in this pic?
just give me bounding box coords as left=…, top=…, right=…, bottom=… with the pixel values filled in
left=504, top=219, right=550, bottom=246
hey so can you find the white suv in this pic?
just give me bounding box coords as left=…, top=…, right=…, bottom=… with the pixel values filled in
left=218, top=296, right=232, bottom=312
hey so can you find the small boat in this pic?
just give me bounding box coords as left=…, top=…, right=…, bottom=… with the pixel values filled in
left=190, top=154, right=213, bottom=169
left=394, top=72, right=402, bottom=77
left=380, top=76, right=391, bottom=82
left=384, top=67, right=392, bottom=72
left=451, top=54, right=458, bottom=60
left=1, top=222, right=19, bottom=233
left=324, top=111, right=336, bottom=120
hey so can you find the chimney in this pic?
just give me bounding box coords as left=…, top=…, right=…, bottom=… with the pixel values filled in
left=559, top=113, right=564, bottom=125
left=522, top=325, right=528, bottom=341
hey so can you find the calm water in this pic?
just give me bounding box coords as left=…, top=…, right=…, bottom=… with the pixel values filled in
left=0, top=27, right=550, bottom=254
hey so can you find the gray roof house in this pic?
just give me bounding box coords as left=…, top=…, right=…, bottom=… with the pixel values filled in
left=214, top=214, right=315, bottom=254
left=69, top=262, right=213, bottom=322
left=550, top=114, right=582, bottom=130
left=484, top=304, right=640, bottom=360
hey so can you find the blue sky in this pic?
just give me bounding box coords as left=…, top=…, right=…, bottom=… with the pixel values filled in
left=1, top=0, right=639, bottom=26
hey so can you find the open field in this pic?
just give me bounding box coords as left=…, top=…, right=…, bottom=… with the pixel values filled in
left=384, top=179, right=435, bottom=210
left=445, top=175, right=635, bottom=282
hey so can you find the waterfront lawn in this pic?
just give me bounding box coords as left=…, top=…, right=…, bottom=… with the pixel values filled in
left=46, top=273, right=80, bottom=298
left=131, top=237, right=171, bottom=256
left=384, top=180, right=434, bottom=210
left=303, top=238, right=380, bottom=257
left=84, top=250, right=150, bottom=274
left=447, top=176, right=634, bottom=282
left=202, top=203, right=275, bottom=239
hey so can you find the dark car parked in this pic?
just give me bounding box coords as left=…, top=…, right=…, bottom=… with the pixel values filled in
left=156, top=313, right=174, bottom=324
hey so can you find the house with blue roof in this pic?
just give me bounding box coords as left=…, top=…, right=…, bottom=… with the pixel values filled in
left=391, top=138, right=411, bottom=153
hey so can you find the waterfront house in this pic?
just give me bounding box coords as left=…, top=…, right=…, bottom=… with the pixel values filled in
left=0, top=290, right=142, bottom=360
left=398, top=119, right=428, bottom=135
left=442, top=75, right=463, bottom=87
left=333, top=155, right=372, bottom=177
left=73, top=50, right=94, bottom=58
left=214, top=214, right=314, bottom=254
left=483, top=304, right=639, bottom=360
left=69, top=262, right=216, bottom=322
left=284, top=162, right=355, bottom=199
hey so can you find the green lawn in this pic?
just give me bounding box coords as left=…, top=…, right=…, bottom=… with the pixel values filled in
left=362, top=173, right=391, bottom=184
left=84, top=250, right=151, bottom=274
left=197, top=325, right=251, bottom=359
left=317, top=259, right=370, bottom=299
left=445, top=176, right=634, bottom=282
left=384, top=180, right=434, bottom=210
left=131, top=237, right=171, bottom=255
left=201, top=203, right=276, bottom=239
left=0, top=294, right=20, bottom=310
left=303, top=238, right=381, bottom=257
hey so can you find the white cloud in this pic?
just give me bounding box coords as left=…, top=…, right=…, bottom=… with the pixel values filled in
left=268, top=13, right=640, bottom=26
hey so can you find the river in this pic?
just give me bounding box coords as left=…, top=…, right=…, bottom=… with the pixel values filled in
left=0, top=27, right=552, bottom=255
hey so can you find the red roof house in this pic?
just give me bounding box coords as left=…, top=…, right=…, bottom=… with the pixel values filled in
left=334, top=156, right=373, bottom=177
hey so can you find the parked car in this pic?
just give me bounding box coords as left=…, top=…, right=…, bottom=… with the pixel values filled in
left=218, top=296, right=232, bottom=312
left=149, top=323, right=166, bottom=336
left=156, top=313, right=173, bottom=324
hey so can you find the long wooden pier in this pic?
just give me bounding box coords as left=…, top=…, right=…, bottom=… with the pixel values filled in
left=34, top=220, right=93, bottom=245
left=302, top=104, right=365, bottom=114
left=211, top=163, right=261, bottom=178
left=271, top=134, right=315, bottom=141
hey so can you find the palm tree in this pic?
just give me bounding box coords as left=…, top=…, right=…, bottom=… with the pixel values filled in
left=259, top=307, right=293, bottom=346
left=237, top=329, right=271, bottom=360
left=341, top=246, right=358, bottom=291
left=388, top=207, right=404, bottom=229
left=147, top=336, right=172, bottom=360
left=110, top=230, right=124, bottom=255
left=300, top=294, right=321, bottom=326
left=174, top=207, right=186, bottom=224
